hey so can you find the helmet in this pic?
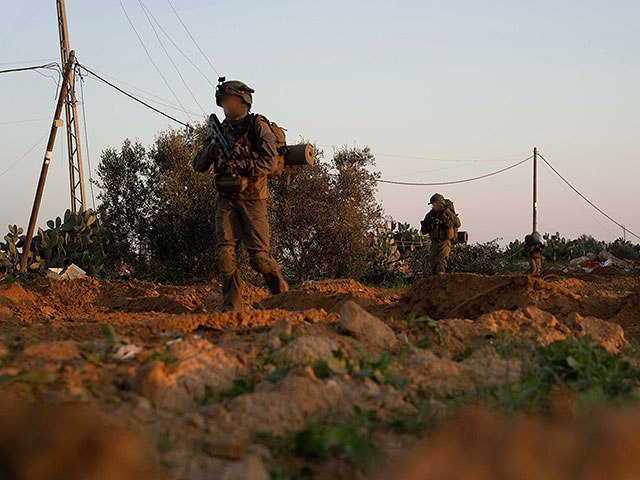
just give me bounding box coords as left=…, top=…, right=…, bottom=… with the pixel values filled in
left=531, top=231, right=542, bottom=243
left=429, top=193, right=445, bottom=205
left=215, top=78, right=254, bottom=107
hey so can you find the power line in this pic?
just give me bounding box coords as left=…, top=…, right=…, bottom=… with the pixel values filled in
left=82, top=70, right=201, bottom=116
left=166, top=0, right=221, bottom=77
left=317, top=144, right=530, bottom=164
left=137, top=0, right=206, bottom=115
left=0, top=132, right=49, bottom=178
left=0, top=62, right=59, bottom=75
left=538, top=152, right=640, bottom=241
left=77, top=62, right=189, bottom=127
left=540, top=160, right=613, bottom=236
left=118, top=0, right=194, bottom=122
left=0, top=58, right=57, bottom=66
left=138, top=0, right=217, bottom=89
left=377, top=155, right=533, bottom=186
left=0, top=117, right=50, bottom=126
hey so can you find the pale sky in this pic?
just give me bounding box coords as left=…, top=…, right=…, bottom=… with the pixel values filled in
left=1, top=0, right=638, bottom=244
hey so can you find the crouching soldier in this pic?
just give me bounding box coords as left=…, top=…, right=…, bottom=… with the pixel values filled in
left=524, top=231, right=545, bottom=276
left=420, top=193, right=461, bottom=275
left=193, top=79, right=288, bottom=311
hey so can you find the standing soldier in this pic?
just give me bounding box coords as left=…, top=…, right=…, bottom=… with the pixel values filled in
left=524, top=231, right=545, bottom=276
left=193, top=79, right=288, bottom=311
left=420, top=193, right=461, bottom=275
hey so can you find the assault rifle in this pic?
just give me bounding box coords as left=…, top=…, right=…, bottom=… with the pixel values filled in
left=206, top=113, right=243, bottom=174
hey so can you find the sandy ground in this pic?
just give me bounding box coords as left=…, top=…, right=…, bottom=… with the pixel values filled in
left=0, top=267, right=639, bottom=479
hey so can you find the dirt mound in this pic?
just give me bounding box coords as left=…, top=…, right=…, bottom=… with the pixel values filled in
left=397, top=273, right=634, bottom=322
left=259, top=279, right=395, bottom=313
left=380, top=407, right=640, bottom=480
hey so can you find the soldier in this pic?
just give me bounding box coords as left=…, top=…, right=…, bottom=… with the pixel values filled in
left=193, top=79, right=288, bottom=311
left=524, top=231, right=545, bottom=276
left=420, top=193, right=461, bottom=275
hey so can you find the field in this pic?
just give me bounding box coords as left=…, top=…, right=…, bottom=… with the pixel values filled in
left=1, top=266, right=640, bottom=479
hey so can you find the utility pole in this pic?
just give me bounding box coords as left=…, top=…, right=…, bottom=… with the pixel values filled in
left=20, top=52, right=77, bottom=273
left=56, top=0, right=86, bottom=212
left=532, top=146, right=538, bottom=233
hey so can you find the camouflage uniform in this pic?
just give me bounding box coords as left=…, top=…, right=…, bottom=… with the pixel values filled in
left=420, top=194, right=461, bottom=275
left=524, top=232, right=545, bottom=276
left=194, top=81, right=288, bottom=311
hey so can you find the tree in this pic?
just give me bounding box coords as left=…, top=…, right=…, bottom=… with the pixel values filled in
left=94, top=139, right=157, bottom=272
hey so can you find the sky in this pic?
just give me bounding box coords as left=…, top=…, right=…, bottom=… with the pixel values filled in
left=1, top=0, right=638, bottom=244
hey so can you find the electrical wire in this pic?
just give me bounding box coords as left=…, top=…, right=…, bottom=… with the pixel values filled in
left=166, top=0, right=221, bottom=77
left=118, top=0, right=194, bottom=121
left=138, top=0, right=217, bottom=89
left=0, top=58, right=57, bottom=66
left=82, top=72, right=201, bottom=116
left=317, top=144, right=530, bottom=164
left=0, top=132, right=49, bottom=178
left=0, top=117, right=50, bottom=126
left=0, top=62, right=59, bottom=75
left=137, top=0, right=206, bottom=115
left=538, top=152, right=640, bottom=241
left=377, top=155, right=533, bottom=186
left=540, top=160, right=613, bottom=236
left=76, top=62, right=189, bottom=127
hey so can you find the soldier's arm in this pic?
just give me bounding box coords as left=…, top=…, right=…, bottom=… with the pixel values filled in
left=241, top=117, right=278, bottom=177
left=193, top=140, right=218, bottom=172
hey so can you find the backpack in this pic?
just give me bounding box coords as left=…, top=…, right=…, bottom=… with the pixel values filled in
left=251, top=113, right=287, bottom=178
left=444, top=199, right=462, bottom=240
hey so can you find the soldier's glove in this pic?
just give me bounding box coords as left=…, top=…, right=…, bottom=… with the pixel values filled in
left=216, top=161, right=236, bottom=175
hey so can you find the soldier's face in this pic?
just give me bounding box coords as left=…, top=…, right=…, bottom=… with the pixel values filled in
left=431, top=200, right=444, bottom=212
left=220, top=95, right=247, bottom=117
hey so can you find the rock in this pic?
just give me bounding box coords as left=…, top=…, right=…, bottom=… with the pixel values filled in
left=462, top=348, right=522, bottom=385
left=338, top=300, right=397, bottom=349
left=397, top=332, right=410, bottom=345
left=566, top=313, right=626, bottom=353
left=280, top=335, right=340, bottom=362
left=132, top=338, right=241, bottom=411
left=210, top=430, right=251, bottom=459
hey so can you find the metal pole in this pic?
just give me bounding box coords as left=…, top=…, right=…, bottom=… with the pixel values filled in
left=20, top=52, right=76, bottom=273
left=533, top=146, right=538, bottom=233
left=56, top=0, right=87, bottom=212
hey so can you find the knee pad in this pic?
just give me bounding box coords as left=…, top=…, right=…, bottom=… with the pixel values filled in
left=218, top=246, right=237, bottom=276
left=249, top=251, right=273, bottom=274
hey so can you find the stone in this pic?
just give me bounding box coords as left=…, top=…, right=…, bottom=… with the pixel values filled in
left=338, top=300, right=397, bottom=349
left=280, top=335, right=340, bottom=362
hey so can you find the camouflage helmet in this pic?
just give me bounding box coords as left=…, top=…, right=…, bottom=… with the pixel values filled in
left=215, top=78, right=255, bottom=107
left=429, top=193, right=445, bottom=205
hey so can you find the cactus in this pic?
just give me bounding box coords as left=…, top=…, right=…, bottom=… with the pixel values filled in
left=0, top=210, right=104, bottom=275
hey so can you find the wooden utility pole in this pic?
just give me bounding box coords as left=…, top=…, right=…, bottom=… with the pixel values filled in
left=532, top=146, right=538, bottom=233
left=20, top=52, right=76, bottom=273
left=56, top=0, right=86, bottom=212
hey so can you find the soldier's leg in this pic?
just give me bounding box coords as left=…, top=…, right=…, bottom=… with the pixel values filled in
left=216, top=197, right=244, bottom=311
left=429, top=241, right=438, bottom=275
left=435, top=240, right=452, bottom=274
left=239, top=199, right=288, bottom=294
left=534, top=256, right=542, bottom=276
left=528, top=257, right=536, bottom=275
